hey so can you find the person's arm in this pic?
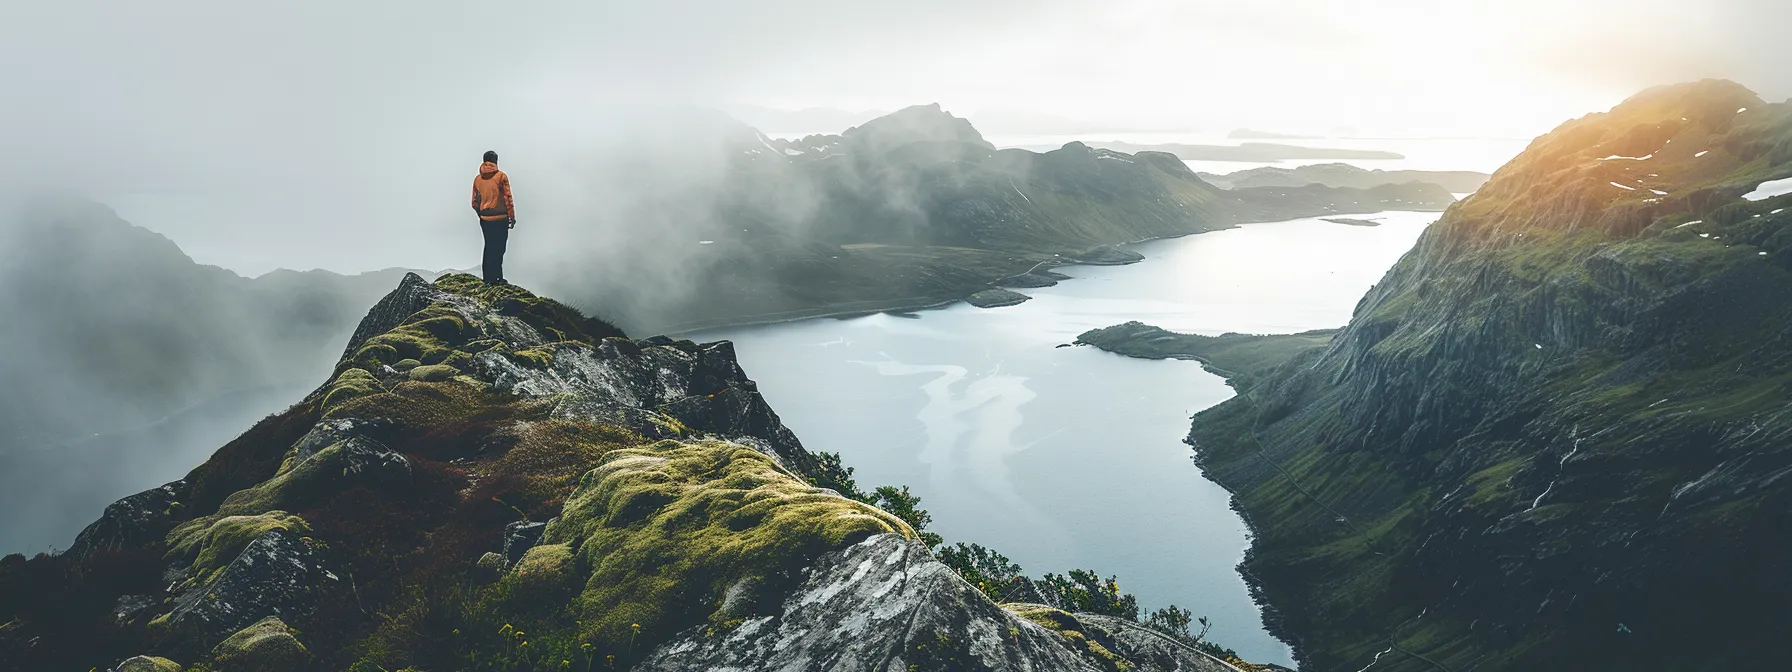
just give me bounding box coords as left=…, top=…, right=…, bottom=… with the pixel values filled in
left=501, top=174, right=516, bottom=227
left=471, top=179, right=481, bottom=213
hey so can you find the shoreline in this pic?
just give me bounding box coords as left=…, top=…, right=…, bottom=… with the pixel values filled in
left=663, top=226, right=1241, bottom=337
left=664, top=204, right=1447, bottom=339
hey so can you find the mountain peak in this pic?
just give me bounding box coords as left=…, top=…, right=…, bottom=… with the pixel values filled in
left=841, top=102, right=994, bottom=153
left=1455, top=79, right=1784, bottom=240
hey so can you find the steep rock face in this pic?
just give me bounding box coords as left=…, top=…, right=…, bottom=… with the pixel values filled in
left=1185, top=80, right=1792, bottom=671
left=2, top=273, right=1195, bottom=672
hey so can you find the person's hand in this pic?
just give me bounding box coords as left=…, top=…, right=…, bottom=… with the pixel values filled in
left=508, top=219, right=517, bottom=230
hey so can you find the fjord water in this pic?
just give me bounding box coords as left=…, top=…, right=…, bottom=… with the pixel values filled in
left=702, top=211, right=1441, bottom=665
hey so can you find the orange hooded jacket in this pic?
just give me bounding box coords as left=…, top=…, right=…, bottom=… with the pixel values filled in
left=471, top=162, right=515, bottom=223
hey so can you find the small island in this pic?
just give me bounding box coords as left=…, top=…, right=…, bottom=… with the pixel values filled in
left=1321, top=217, right=1382, bottom=227
left=966, top=288, right=1032, bottom=308
left=1075, top=321, right=1336, bottom=385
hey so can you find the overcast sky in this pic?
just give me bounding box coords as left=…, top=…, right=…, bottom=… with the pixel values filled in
left=4, top=0, right=1788, bottom=275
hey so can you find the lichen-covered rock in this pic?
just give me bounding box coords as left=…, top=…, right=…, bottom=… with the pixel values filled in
left=636, top=534, right=1095, bottom=671
left=210, top=616, right=311, bottom=672
left=218, top=435, right=410, bottom=516
left=1072, top=612, right=1244, bottom=672
left=477, top=334, right=812, bottom=469
left=162, top=529, right=336, bottom=637
left=164, top=511, right=310, bottom=581
left=111, top=655, right=182, bottom=672
left=339, top=272, right=439, bottom=360
left=67, top=480, right=187, bottom=563
left=113, top=594, right=159, bottom=627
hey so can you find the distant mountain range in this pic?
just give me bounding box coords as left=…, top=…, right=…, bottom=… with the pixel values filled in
left=1027, top=141, right=1405, bottom=163
left=725, top=104, right=1138, bottom=137
left=1198, top=163, right=1491, bottom=192
left=539, top=103, right=1457, bottom=333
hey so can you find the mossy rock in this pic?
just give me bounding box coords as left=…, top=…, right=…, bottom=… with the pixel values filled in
left=442, top=350, right=476, bottom=371
left=113, top=655, right=182, bottom=672
left=349, top=343, right=400, bottom=371
left=391, top=358, right=423, bottom=372
left=1005, top=604, right=1135, bottom=672
left=165, top=511, right=309, bottom=584
left=319, top=368, right=383, bottom=416
left=473, top=551, right=507, bottom=584
left=211, top=437, right=408, bottom=517
left=462, top=338, right=505, bottom=353
left=513, top=543, right=574, bottom=579
left=540, top=438, right=911, bottom=649
left=327, top=379, right=546, bottom=436
left=407, top=364, right=461, bottom=382
left=509, top=346, right=555, bottom=369
left=210, top=616, right=311, bottom=672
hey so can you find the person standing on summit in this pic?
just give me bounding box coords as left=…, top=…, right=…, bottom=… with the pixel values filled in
left=470, top=150, right=516, bottom=285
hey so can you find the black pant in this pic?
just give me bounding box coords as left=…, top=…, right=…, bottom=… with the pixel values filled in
left=480, top=219, right=509, bottom=282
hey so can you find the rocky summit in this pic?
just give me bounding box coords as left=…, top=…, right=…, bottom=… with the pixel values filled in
left=0, top=273, right=1250, bottom=672
left=1086, top=80, right=1792, bottom=671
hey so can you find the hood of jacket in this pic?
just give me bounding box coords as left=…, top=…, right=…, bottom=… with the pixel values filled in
left=479, top=161, right=501, bottom=178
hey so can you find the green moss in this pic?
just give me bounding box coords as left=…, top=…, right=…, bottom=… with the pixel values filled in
left=541, top=438, right=910, bottom=649
left=113, top=655, right=183, bottom=672
left=442, top=350, right=476, bottom=371
left=480, top=544, right=582, bottom=626
left=328, top=380, right=552, bottom=439
left=408, top=364, right=461, bottom=382
left=392, top=358, right=423, bottom=372
left=509, top=347, right=555, bottom=370
left=165, top=511, right=310, bottom=585
left=345, top=303, right=481, bottom=374
left=213, top=437, right=390, bottom=517
left=320, top=368, right=384, bottom=416
left=431, top=273, right=627, bottom=345
left=1005, top=604, right=1135, bottom=672
left=513, top=544, right=575, bottom=579
left=211, top=616, right=311, bottom=672
left=349, top=343, right=400, bottom=371
left=463, top=338, right=505, bottom=353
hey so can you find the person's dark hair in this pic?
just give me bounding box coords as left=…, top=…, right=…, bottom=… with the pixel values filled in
left=482, top=150, right=498, bottom=163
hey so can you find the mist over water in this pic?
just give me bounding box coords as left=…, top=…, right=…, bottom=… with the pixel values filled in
left=701, top=211, right=1440, bottom=665
left=0, top=383, right=309, bottom=554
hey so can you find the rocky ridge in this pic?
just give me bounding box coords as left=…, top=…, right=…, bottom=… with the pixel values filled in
left=1, top=273, right=1249, bottom=672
